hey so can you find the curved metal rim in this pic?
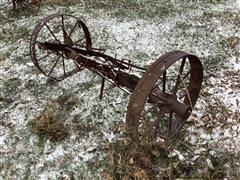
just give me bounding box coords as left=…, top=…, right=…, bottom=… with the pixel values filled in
left=126, top=50, right=203, bottom=143
left=29, top=13, right=92, bottom=81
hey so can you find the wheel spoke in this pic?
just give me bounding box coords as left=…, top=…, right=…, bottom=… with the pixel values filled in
left=162, top=71, right=166, bottom=93
left=61, top=15, right=65, bottom=30
left=61, top=52, right=66, bottom=77
left=182, top=69, right=191, bottom=80
left=172, top=69, right=191, bottom=97
left=74, top=37, right=86, bottom=45
left=58, top=68, right=81, bottom=80
left=172, top=57, right=186, bottom=94
left=37, top=52, right=51, bottom=62
left=45, top=23, right=60, bottom=43
left=77, top=21, right=82, bottom=29
left=36, top=41, right=43, bottom=45
left=69, top=21, right=78, bottom=37
left=72, top=57, right=84, bottom=70
left=61, top=15, right=65, bottom=42
left=178, top=73, right=194, bottom=109
left=48, top=55, right=61, bottom=76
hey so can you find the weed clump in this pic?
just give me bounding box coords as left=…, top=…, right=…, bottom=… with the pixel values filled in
left=34, top=111, right=69, bottom=141
left=101, top=139, right=170, bottom=180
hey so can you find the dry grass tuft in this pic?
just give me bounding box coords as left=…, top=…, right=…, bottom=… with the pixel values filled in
left=34, top=111, right=69, bottom=141
left=101, top=138, right=172, bottom=180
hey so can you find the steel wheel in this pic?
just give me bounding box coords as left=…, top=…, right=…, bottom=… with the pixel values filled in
left=30, top=13, right=92, bottom=81
left=126, top=50, right=203, bottom=146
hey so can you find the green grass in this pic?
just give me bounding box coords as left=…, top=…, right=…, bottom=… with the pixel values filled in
left=2, top=77, right=22, bottom=97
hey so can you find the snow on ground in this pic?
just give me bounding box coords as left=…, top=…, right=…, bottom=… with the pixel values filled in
left=0, top=0, right=239, bottom=179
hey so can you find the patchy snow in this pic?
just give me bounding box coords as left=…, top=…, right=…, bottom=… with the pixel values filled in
left=0, top=0, right=240, bottom=179
left=229, top=56, right=240, bottom=71
left=237, top=0, right=240, bottom=7
left=169, top=150, right=185, bottom=161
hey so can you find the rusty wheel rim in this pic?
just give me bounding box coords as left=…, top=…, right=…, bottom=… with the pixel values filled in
left=30, top=13, right=92, bottom=81
left=126, top=50, right=203, bottom=145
